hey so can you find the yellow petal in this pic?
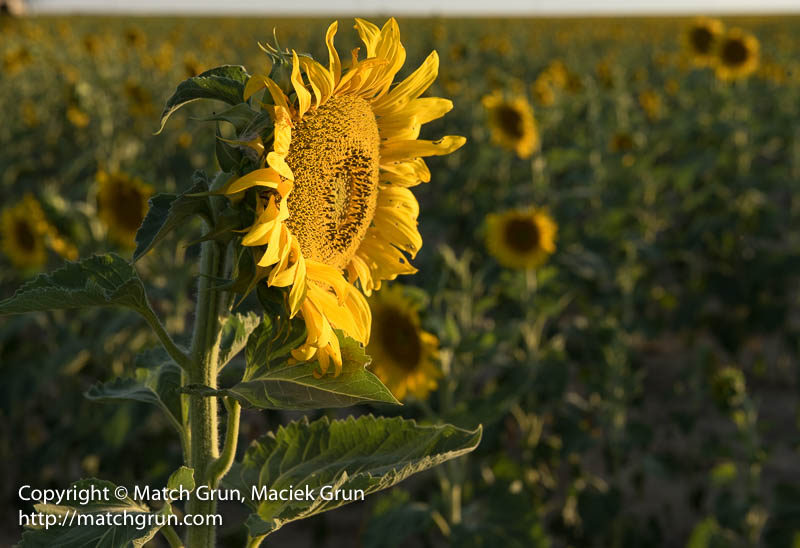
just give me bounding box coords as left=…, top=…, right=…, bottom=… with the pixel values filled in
left=291, top=51, right=312, bottom=118
left=266, top=152, right=294, bottom=181
left=306, top=260, right=350, bottom=305
left=299, top=57, right=333, bottom=107
left=380, top=136, right=466, bottom=163
left=325, top=21, right=342, bottom=86
left=372, top=51, right=439, bottom=114
left=378, top=186, right=420, bottom=218
left=354, top=18, right=381, bottom=57
left=373, top=207, right=422, bottom=256
left=243, top=73, right=271, bottom=101
left=380, top=158, right=431, bottom=187
left=224, top=167, right=281, bottom=194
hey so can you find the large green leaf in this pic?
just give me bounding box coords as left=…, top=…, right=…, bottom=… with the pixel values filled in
left=226, top=415, right=481, bottom=538
left=156, top=64, right=250, bottom=134
left=0, top=254, right=149, bottom=315
left=85, top=349, right=183, bottom=435
left=187, top=320, right=399, bottom=409
left=19, top=479, right=170, bottom=548
left=133, top=171, right=212, bottom=262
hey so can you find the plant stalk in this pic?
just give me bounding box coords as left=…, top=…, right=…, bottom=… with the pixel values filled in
left=185, top=238, right=225, bottom=548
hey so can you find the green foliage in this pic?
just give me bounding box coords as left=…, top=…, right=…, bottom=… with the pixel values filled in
left=133, top=171, right=212, bottom=261
left=0, top=254, right=149, bottom=315
left=156, top=65, right=250, bottom=134
left=19, top=479, right=171, bottom=548
left=228, top=415, right=482, bottom=538
left=85, top=351, right=184, bottom=437
left=187, top=320, right=400, bottom=409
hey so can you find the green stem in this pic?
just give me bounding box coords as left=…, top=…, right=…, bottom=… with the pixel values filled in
left=185, top=238, right=225, bottom=548
left=208, top=397, right=241, bottom=487
left=160, top=524, right=184, bottom=548
left=141, top=306, right=193, bottom=372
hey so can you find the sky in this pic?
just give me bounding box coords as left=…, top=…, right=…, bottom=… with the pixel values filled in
left=25, top=0, right=800, bottom=16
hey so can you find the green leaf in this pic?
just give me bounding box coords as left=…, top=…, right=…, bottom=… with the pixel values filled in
left=217, top=311, right=262, bottom=370
left=229, top=415, right=481, bottom=538
left=215, top=124, right=243, bottom=172
left=85, top=352, right=184, bottom=436
left=0, top=254, right=149, bottom=316
left=156, top=64, right=250, bottom=134
left=133, top=171, right=212, bottom=262
left=167, top=466, right=195, bottom=492
left=203, top=103, right=261, bottom=133
left=19, top=479, right=170, bottom=548
left=189, top=320, right=399, bottom=409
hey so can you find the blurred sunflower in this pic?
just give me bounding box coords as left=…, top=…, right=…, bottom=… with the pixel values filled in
left=715, top=28, right=760, bottom=81
left=486, top=208, right=557, bottom=269
left=124, top=80, right=155, bottom=117
left=124, top=26, right=146, bottom=48
left=532, top=76, right=555, bottom=107
left=366, top=285, right=440, bottom=401
left=2, top=46, right=31, bottom=75
left=1, top=195, right=49, bottom=270
left=96, top=171, right=153, bottom=247
left=638, top=89, right=662, bottom=121
left=684, top=16, right=724, bottom=66
left=482, top=91, right=539, bottom=159
left=226, top=18, right=465, bottom=375
left=66, top=105, right=90, bottom=128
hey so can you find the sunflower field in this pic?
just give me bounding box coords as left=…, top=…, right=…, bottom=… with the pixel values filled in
left=3, top=12, right=800, bottom=548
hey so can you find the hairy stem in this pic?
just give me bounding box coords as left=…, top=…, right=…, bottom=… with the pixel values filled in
left=185, top=237, right=225, bottom=548
left=209, top=397, right=241, bottom=487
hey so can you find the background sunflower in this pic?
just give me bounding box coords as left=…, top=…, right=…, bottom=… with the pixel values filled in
left=715, top=27, right=760, bottom=80
left=366, top=284, right=440, bottom=401
left=482, top=90, right=539, bottom=158
left=684, top=16, right=724, bottom=66
left=95, top=170, right=153, bottom=247
left=486, top=208, right=557, bottom=270
left=0, top=194, right=48, bottom=269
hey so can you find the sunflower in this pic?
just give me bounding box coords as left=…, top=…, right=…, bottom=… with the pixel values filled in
left=366, top=285, right=440, bottom=401
left=1, top=194, right=49, bottom=270
left=482, top=91, right=539, bottom=159
left=486, top=208, right=557, bottom=270
left=96, top=171, right=153, bottom=247
left=684, top=17, right=724, bottom=67
left=715, top=28, right=760, bottom=81
left=224, top=18, right=465, bottom=375
left=638, top=89, right=662, bottom=121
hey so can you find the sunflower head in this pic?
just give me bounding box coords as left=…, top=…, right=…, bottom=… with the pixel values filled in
left=482, top=91, right=539, bottom=159
left=715, top=28, right=760, bottom=81
left=366, top=285, right=440, bottom=401
left=96, top=170, right=153, bottom=247
left=486, top=208, right=557, bottom=270
left=222, top=18, right=465, bottom=375
left=1, top=194, right=49, bottom=270
left=685, top=17, right=725, bottom=66
left=638, top=89, right=662, bottom=121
